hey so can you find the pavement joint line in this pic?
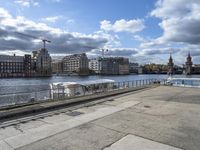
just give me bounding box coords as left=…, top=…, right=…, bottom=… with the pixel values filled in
left=37, top=119, right=53, bottom=125
left=2, top=100, right=140, bottom=149
left=92, top=116, right=185, bottom=150
left=90, top=122, right=128, bottom=135
left=100, top=133, right=130, bottom=150
left=3, top=140, right=15, bottom=150
left=102, top=134, right=184, bottom=150
left=90, top=107, right=185, bottom=150
left=128, top=133, right=185, bottom=150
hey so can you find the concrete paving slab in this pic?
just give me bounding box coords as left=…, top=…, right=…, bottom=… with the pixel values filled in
left=17, top=123, right=125, bottom=150
left=93, top=86, right=200, bottom=150
left=103, top=134, right=182, bottom=150
left=39, top=113, right=72, bottom=124
left=5, top=119, right=82, bottom=149
left=4, top=100, right=140, bottom=149
left=0, top=126, right=22, bottom=140
left=0, top=140, right=14, bottom=150
left=75, top=107, right=95, bottom=114
left=18, top=120, right=47, bottom=131
left=0, top=134, right=4, bottom=141
left=86, top=104, right=113, bottom=111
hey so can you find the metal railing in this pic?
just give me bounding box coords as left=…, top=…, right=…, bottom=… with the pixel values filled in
left=163, top=78, right=200, bottom=88
left=0, top=79, right=165, bottom=108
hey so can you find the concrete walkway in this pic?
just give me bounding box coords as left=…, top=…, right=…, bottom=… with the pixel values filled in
left=0, top=86, right=200, bottom=150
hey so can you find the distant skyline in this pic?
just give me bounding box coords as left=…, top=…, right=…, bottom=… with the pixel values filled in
left=0, top=0, right=200, bottom=64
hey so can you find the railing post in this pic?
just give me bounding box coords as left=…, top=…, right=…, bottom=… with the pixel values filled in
left=62, top=87, right=64, bottom=99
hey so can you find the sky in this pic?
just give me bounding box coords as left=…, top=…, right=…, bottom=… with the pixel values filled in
left=0, top=0, right=200, bottom=65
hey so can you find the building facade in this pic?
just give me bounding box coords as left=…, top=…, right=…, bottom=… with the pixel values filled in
left=62, top=53, right=89, bottom=75
left=24, top=54, right=32, bottom=77
left=32, top=48, right=52, bottom=76
left=0, top=54, right=32, bottom=78
left=51, top=60, right=63, bottom=74
left=0, top=48, right=52, bottom=78
left=118, top=58, right=129, bottom=75
left=129, top=63, right=139, bottom=74
left=193, top=65, right=200, bottom=74
left=89, top=58, right=100, bottom=74
left=99, top=57, right=129, bottom=75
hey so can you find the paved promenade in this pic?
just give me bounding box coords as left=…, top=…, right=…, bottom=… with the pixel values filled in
left=1, top=86, right=200, bottom=150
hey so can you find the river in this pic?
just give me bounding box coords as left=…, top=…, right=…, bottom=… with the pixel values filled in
left=1, top=74, right=200, bottom=94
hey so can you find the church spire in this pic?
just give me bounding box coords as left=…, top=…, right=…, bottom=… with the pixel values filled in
left=167, top=53, right=174, bottom=75
left=188, top=51, right=191, bottom=59
left=185, top=51, right=193, bottom=75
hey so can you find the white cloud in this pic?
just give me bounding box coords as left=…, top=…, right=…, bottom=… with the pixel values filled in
left=137, top=0, right=200, bottom=64
left=51, top=0, right=62, bottom=2
left=93, top=31, right=121, bottom=48
left=42, top=16, right=62, bottom=23
left=148, top=0, right=200, bottom=45
left=0, top=50, right=30, bottom=56
left=14, top=0, right=39, bottom=7
left=42, top=16, right=75, bottom=25
left=132, top=35, right=146, bottom=42
left=88, top=47, right=138, bottom=59
left=67, top=19, right=74, bottom=24
left=0, top=7, right=108, bottom=54
left=100, top=19, right=145, bottom=33
left=0, top=8, right=12, bottom=19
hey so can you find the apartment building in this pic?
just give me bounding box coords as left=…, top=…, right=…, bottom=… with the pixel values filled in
left=0, top=54, right=31, bottom=77
left=89, top=58, right=100, bottom=74
left=99, top=57, right=129, bottom=75
left=62, top=53, right=89, bottom=75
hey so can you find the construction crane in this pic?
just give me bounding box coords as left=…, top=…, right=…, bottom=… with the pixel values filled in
left=101, top=48, right=108, bottom=58
left=15, top=32, right=51, bottom=49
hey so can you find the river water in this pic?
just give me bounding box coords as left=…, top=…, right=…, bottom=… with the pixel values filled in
left=0, top=74, right=199, bottom=106
left=1, top=74, right=200, bottom=94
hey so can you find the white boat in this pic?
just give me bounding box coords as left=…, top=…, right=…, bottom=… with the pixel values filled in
left=49, top=79, right=115, bottom=99
left=166, top=77, right=200, bottom=88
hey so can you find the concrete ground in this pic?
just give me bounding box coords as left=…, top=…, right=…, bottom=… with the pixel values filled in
left=0, top=86, right=200, bottom=150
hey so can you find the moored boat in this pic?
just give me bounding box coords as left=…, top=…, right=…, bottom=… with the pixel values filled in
left=49, top=79, right=115, bottom=99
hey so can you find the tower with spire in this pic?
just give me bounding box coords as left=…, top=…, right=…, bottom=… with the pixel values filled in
left=167, top=53, right=174, bottom=75
left=185, top=51, right=193, bottom=75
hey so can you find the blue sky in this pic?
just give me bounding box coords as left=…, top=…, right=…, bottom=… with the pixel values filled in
left=0, top=0, right=200, bottom=65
